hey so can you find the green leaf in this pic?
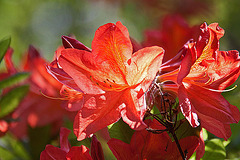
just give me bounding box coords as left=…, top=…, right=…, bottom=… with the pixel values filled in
left=0, top=85, right=29, bottom=118
left=0, top=37, right=11, bottom=63
left=175, top=119, right=202, bottom=140
left=0, top=133, right=30, bottom=160
left=108, top=118, right=135, bottom=144
left=28, top=125, right=51, bottom=160
left=202, top=139, right=226, bottom=160
left=0, top=72, right=30, bottom=90
left=0, top=146, right=16, bottom=160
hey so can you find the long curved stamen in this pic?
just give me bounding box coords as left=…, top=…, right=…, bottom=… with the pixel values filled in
left=40, top=91, right=70, bottom=100
left=40, top=90, right=83, bottom=101
left=203, top=85, right=237, bottom=92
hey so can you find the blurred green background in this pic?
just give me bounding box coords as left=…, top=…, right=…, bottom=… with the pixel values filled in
left=0, top=0, right=240, bottom=159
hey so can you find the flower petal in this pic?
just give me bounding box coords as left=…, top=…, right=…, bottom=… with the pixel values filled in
left=40, top=145, right=67, bottom=160
left=178, top=85, right=200, bottom=127
left=92, top=21, right=132, bottom=74
left=73, top=93, right=122, bottom=141
left=107, top=138, right=135, bottom=160
left=126, top=46, right=164, bottom=89
left=91, top=135, right=105, bottom=160
left=60, top=128, right=71, bottom=153
left=207, top=50, right=240, bottom=90
left=58, top=50, right=105, bottom=94
left=66, top=146, right=92, bottom=160
left=62, top=35, right=91, bottom=51
left=120, top=87, right=147, bottom=130
left=197, top=112, right=232, bottom=140
left=177, top=42, right=197, bottom=84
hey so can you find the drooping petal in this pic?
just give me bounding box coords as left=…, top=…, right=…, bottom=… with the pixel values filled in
left=178, top=85, right=200, bottom=127
left=185, top=83, right=239, bottom=124
left=73, top=93, right=123, bottom=141
left=197, top=112, right=232, bottom=140
left=179, top=83, right=239, bottom=139
left=120, top=87, right=147, bottom=130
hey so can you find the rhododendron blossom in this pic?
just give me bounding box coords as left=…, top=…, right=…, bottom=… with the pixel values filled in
left=143, top=14, right=200, bottom=62
left=7, top=46, right=74, bottom=138
left=157, top=22, right=240, bottom=140
left=108, top=119, right=200, bottom=160
left=40, top=127, right=104, bottom=160
left=48, top=21, right=164, bottom=140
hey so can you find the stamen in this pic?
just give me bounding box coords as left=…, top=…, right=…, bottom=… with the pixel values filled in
left=203, top=85, right=237, bottom=92
left=40, top=91, right=70, bottom=100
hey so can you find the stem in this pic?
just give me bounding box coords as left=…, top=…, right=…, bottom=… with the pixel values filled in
left=170, top=130, right=186, bottom=160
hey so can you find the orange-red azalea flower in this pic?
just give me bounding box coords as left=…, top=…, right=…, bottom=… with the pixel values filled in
left=40, top=127, right=104, bottom=160
left=108, top=119, right=200, bottom=160
left=158, top=23, right=240, bottom=140
left=48, top=21, right=164, bottom=140
left=8, top=46, right=74, bottom=139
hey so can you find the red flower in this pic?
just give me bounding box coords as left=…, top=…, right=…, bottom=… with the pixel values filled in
left=108, top=119, right=200, bottom=160
left=158, top=23, right=240, bottom=139
left=9, top=46, right=74, bottom=138
left=40, top=127, right=104, bottom=160
left=143, top=14, right=200, bottom=62
left=48, top=21, right=164, bottom=140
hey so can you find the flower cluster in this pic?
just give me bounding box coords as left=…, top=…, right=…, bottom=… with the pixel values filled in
left=0, top=14, right=239, bottom=160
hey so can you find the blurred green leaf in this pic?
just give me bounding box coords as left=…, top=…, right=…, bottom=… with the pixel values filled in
left=0, top=72, right=29, bottom=90
left=0, top=85, right=29, bottom=118
left=0, top=146, right=16, bottom=160
left=202, top=139, right=226, bottom=160
left=202, top=128, right=208, bottom=141
left=28, top=125, right=51, bottom=160
left=0, top=37, right=11, bottom=63
left=0, top=134, right=30, bottom=160
left=108, top=118, right=135, bottom=144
